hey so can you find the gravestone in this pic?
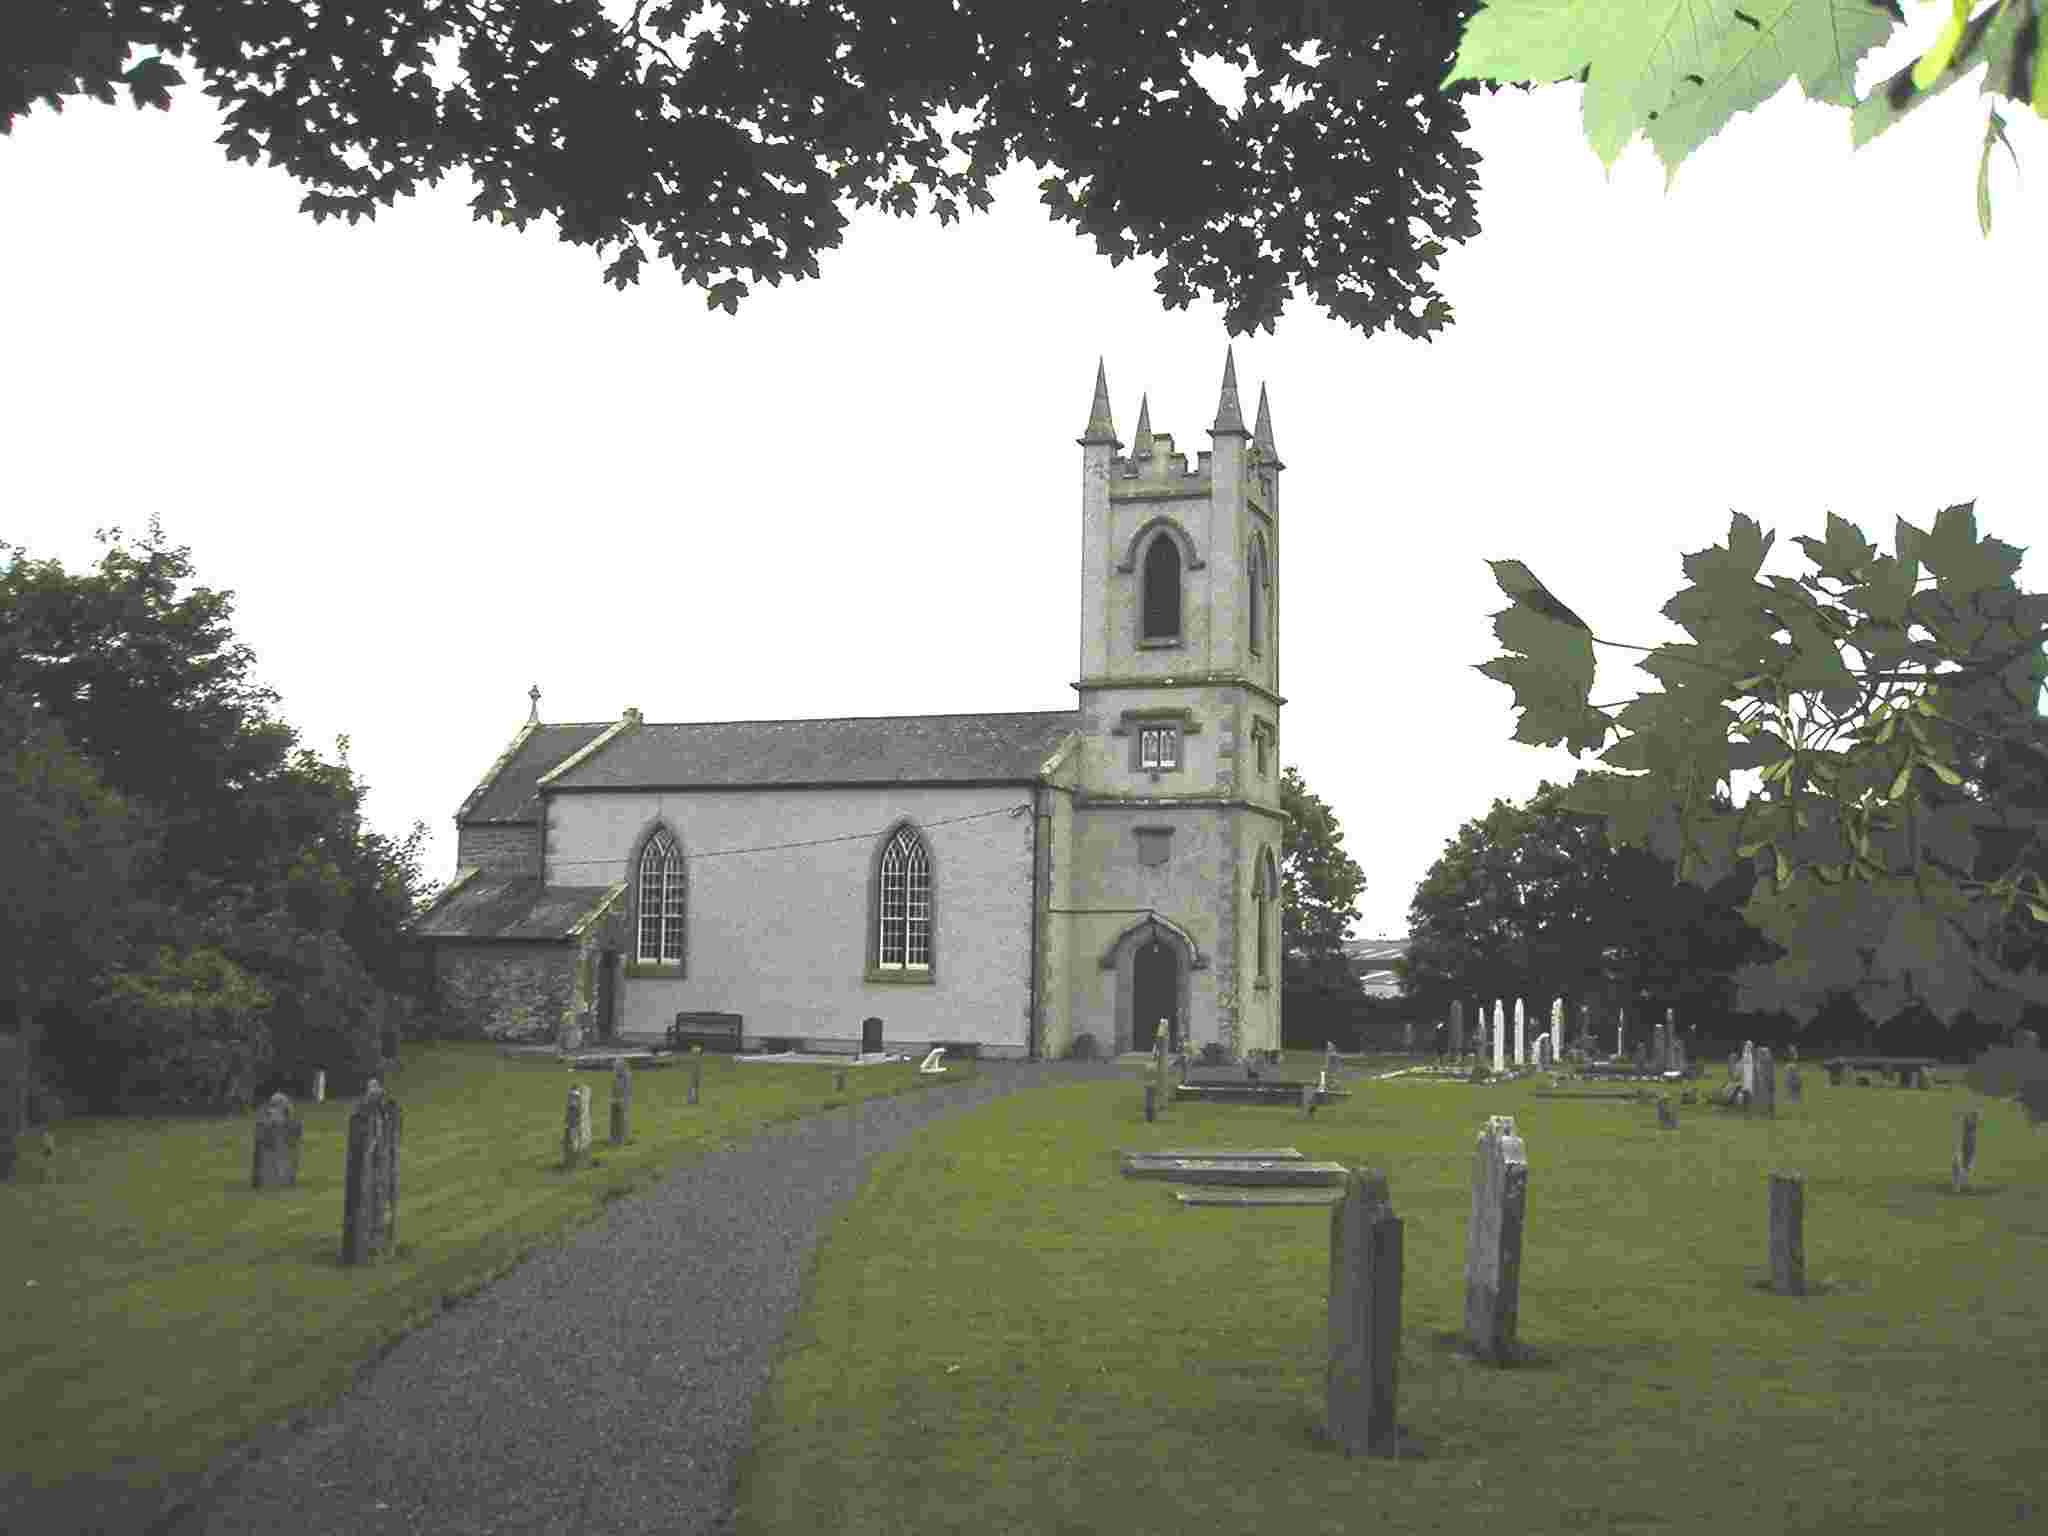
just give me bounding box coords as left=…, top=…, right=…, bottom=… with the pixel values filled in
left=1741, top=1042, right=1757, bottom=1102
left=1449, top=1001, right=1464, bottom=1056
left=1755, top=1047, right=1777, bottom=1119
left=1492, top=1001, right=1506, bottom=1074
left=1403, top=1020, right=1414, bottom=1052
left=1786, top=1067, right=1803, bottom=1104
left=311, top=1069, right=326, bottom=1104
left=861, top=1017, right=885, bottom=1055
left=689, top=1043, right=703, bottom=1106
left=1551, top=997, right=1566, bottom=1059
left=1514, top=1000, right=1525, bottom=1066
left=1656, top=1096, right=1677, bottom=1131
left=563, top=1083, right=592, bottom=1169
left=0, top=1032, right=28, bottom=1182
left=1327, top=1167, right=1402, bottom=1457
left=251, top=1093, right=304, bottom=1189
left=1769, top=1172, right=1805, bottom=1295
left=1953, top=1110, right=1980, bottom=1192
left=1672, top=1035, right=1687, bottom=1077
left=610, top=1060, right=631, bottom=1147
left=1463, top=1115, right=1528, bottom=1364
left=340, top=1080, right=401, bottom=1266
left=1325, top=1041, right=1339, bottom=1079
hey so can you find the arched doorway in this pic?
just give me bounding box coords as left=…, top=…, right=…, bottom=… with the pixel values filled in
left=1133, top=939, right=1178, bottom=1053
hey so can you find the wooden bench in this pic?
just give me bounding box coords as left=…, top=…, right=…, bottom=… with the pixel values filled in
left=1822, top=1055, right=1942, bottom=1088
left=667, top=1011, right=745, bottom=1053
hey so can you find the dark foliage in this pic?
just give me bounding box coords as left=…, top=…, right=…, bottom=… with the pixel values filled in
left=6, top=0, right=1499, bottom=338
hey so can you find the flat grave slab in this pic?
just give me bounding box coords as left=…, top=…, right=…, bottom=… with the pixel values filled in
left=1121, top=1155, right=1349, bottom=1186
left=1172, top=1083, right=1351, bottom=1105
left=1174, top=1189, right=1346, bottom=1208
left=1120, top=1147, right=1306, bottom=1162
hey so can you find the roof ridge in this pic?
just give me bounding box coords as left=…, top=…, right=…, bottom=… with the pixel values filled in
left=635, top=708, right=1080, bottom=727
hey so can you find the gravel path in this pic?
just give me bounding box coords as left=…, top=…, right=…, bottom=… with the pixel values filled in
left=153, top=1059, right=1129, bottom=1536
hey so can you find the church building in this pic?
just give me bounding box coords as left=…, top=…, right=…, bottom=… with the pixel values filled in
left=410, top=351, right=1288, bottom=1061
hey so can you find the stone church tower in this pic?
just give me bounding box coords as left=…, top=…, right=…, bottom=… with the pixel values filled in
left=1054, top=348, right=1287, bottom=1058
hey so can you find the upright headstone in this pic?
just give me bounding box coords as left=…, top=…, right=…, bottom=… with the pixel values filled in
left=689, top=1043, right=703, bottom=1105
left=1403, top=1020, right=1415, bottom=1053
left=1656, top=1096, right=1677, bottom=1131
left=1327, top=1168, right=1402, bottom=1457
left=1953, top=1110, right=1980, bottom=1192
left=1514, top=999, right=1525, bottom=1066
left=1463, top=1115, right=1528, bottom=1364
left=1665, top=1009, right=1679, bottom=1072
left=311, top=1069, right=326, bottom=1104
left=1325, top=1040, right=1339, bottom=1079
left=1755, top=1047, right=1777, bottom=1119
left=1672, top=1034, right=1687, bottom=1078
left=340, top=1081, right=401, bottom=1266
left=563, top=1083, right=592, bottom=1169
left=1492, top=1001, right=1506, bottom=1074
left=1449, top=1001, right=1464, bottom=1057
left=251, top=1093, right=304, bottom=1188
left=1550, top=997, right=1565, bottom=1060
left=1741, top=1041, right=1758, bottom=1102
left=0, top=1032, right=28, bottom=1182
left=610, top=1060, right=632, bottom=1146
left=1786, top=1066, right=1803, bottom=1103
left=1769, top=1172, right=1805, bottom=1295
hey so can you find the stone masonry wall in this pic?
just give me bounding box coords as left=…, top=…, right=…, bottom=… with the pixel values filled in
left=434, top=941, right=577, bottom=1042
left=455, top=823, right=541, bottom=879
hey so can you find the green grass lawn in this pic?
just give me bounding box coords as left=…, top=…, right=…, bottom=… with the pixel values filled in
left=1, top=1041, right=983, bottom=1525
left=737, top=1055, right=2047, bottom=1536
left=7, top=1048, right=2042, bottom=1536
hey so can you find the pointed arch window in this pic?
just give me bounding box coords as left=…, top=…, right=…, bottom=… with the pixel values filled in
left=877, top=825, right=932, bottom=971
left=1248, top=536, right=1269, bottom=655
left=1142, top=533, right=1182, bottom=640
left=1254, top=849, right=1280, bottom=985
left=636, top=829, right=685, bottom=966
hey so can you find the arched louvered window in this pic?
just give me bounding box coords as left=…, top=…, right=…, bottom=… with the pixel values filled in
left=636, top=829, right=685, bottom=965
left=1142, top=534, right=1182, bottom=640
left=877, top=825, right=931, bottom=971
left=1248, top=537, right=1268, bottom=655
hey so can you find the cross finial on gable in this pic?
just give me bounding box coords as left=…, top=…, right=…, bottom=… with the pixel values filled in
left=527, top=684, right=540, bottom=724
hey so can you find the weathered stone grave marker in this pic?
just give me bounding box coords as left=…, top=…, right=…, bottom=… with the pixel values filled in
left=311, top=1069, right=326, bottom=1104
left=563, top=1083, right=592, bottom=1169
left=1656, top=1096, right=1677, bottom=1131
left=251, top=1093, right=304, bottom=1188
left=1755, top=1047, right=1777, bottom=1118
left=340, top=1080, right=401, bottom=1266
left=0, top=1032, right=28, bottom=1183
left=1327, top=1168, right=1402, bottom=1457
left=1769, top=1171, right=1805, bottom=1295
left=1463, top=1115, right=1528, bottom=1363
left=1953, top=1110, right=1980, bottom=1192
left=610, top=1060, right=631, bottom=1147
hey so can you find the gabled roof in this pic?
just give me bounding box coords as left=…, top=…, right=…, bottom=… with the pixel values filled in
left=457, top=722, right=613, bottom=824
left=411, top=875, right=624, bottom=942
left=1344, top=937, right=1408, bottom=998
left=543, top=710, right=1082, bottom=792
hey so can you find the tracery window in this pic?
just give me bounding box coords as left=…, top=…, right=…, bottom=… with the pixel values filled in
left=636, top=829, right=685, bottom=965
left=877, top=825, right=931, bottom=971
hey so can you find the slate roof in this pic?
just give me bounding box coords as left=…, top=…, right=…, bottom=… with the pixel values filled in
left=411, top=876, right=623, bottom=942
left=1344, top=937, right=1409, bottom=999
left=543, top=710, right=1082, bottom=792
left=459, top=723, right=613, bottom=824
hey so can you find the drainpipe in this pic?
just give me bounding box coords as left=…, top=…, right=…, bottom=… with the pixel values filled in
left=1027, top=785, right=1042, bottom=1062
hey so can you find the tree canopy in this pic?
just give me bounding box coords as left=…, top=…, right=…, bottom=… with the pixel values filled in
left=1396, top=773, right=1784, bottom=1026
left=10, top=0, right=1497, bottom=337
left=1478, top=503, right=2048, bottom=1030
left=1279, top=763, right=1367, bottom=994
left=1447, top=0, right=2048, bottom=233
left=0, top=517, right=439, bottom=1113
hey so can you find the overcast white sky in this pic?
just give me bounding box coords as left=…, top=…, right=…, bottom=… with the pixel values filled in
left=3, top=20, right=2043, bottom=943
